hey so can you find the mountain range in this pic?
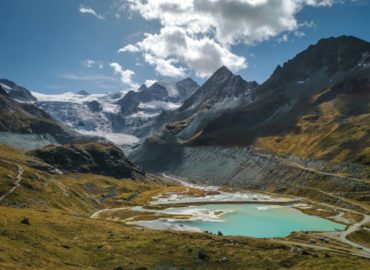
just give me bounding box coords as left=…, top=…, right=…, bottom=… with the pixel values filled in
left=131, top=36, right=370, bottom=171
left=12, top=78, right=199, bottom=147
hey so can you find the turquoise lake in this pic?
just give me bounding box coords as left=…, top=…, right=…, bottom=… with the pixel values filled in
left=159, top=204, right=346, bottom=238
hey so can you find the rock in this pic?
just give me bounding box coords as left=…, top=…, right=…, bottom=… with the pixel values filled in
left=280, top=260, right=292, bottom=268
left=198, top=251, right=210, bottom=261
left=290, top=247, right=303, bottom=255
left=301, top=249, right=311, bottom=256
left=85, top=100, right=102, bottom=112
left=20, top=218, right=30, bottom=225
left=26, top=160, right=60, bottom=174
left=77, top=90, right=90, bottom=96
left=30, top=142, right=145, bottom=179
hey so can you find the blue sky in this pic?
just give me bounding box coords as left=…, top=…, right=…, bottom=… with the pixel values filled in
left=0, top=0, right=369, bottom=94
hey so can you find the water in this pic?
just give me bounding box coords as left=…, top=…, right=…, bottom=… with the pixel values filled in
left=132, top=204, right=345, bottom=238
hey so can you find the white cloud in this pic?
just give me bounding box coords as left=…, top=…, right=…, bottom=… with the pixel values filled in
left=79, top=5, right=105, bottom=20
left=118, top=0, right=338, bottom=77
left=118, top=44, right=140, bottom=53
left=145, top=80, right=157, bottom=87
left=81, top=59, right=104, bottom=69
left=110, top=62, right=139, bottom=89
left=81, top=59, right=96, bottom=68
left=277, top=33, right=289, bottom=43
left=144, top=54, right=186, bottom=77
left=60, top=73, right=115, bottom=81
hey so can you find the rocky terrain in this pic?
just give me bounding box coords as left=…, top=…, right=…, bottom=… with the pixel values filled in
left=30, top=142, right=144, bottom=179
left=0, top=79, right=37, bottom=102
left=0, top=84, right=86, bottom=145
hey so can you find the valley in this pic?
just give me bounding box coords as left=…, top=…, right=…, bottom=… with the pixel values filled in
left=0, top=144, right=369, bottom=269
left=0, top=35, right=369, bottom=269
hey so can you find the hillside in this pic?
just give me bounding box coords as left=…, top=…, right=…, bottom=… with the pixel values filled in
left=30, top=142, right=144, bottom=179
left=1, top=143, right=369, bottom=269
left=0, top=85, right=84, bottom=145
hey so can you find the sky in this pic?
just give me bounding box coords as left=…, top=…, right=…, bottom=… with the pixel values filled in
left=0, top=0, right=369, bottom=94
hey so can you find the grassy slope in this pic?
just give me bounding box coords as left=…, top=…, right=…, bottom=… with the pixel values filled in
left=255, top=91, right=370, bottom=167
left=1, top=144, right=370, bottom=269
left=1, top=206, right=370, bottom=270
left=346, top=229, right=370, bottom=249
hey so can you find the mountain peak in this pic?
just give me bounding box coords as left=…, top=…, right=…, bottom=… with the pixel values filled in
left=213, top=65, right=233, bottom=77
left=265, top=35, right=370, bottom=87
left=316, top=35, right=367, bottom=47
left=138, top=84, right=147, bottom=92
left=77, top=90, right=90, bottom=96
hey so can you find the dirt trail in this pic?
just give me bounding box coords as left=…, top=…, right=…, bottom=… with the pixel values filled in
left=324, top=214, right=370, bottom=256
left=272, top=155, right=368, bottom=183
left=0, top=159, right=24, bottom=203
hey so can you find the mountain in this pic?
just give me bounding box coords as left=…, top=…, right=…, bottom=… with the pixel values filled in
left=0, top=79, right=37, bottom=102
left=77, top=90, right=90, bottom=96
left=30, top=141, right=144, bottom=179
left=33, top=92, right=116, bottom=133
left=30, top=79, right=199, bottom=147
left=0, top=84, right=84, bottom=146
left=131, top=35, right=370, bottom=177
left=193, top=36, right=370, bottom=164
left=133, top=65, right=258, bottom=142
left=116, top=78, right=199, bottom=116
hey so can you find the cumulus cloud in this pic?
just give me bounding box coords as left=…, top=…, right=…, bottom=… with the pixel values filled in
left=79, top=5, right=105, bottom=20
left=118, top=0, right=337, bottom=77
left=110, top=62, right=139, bottom=89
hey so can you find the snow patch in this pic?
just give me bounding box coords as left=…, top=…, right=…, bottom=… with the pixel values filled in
left=0, top=83, right=12, bottom=92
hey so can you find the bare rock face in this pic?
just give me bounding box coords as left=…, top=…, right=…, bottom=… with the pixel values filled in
left=0, top=79, right=37, bottom=102
left=30, top=142, right=145, bottom=179
left=0, top=86, right=81, bottom=144
left=85, top=100, right=103, bottom=113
